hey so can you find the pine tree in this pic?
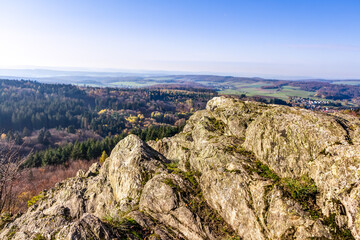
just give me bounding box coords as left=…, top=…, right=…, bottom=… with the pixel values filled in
left=67, top=125, right=76, bottom=134
left=14, top=132, right=23, bottom=145
left=71, top=143, right=82, bottom=160
left=37, top=129, right=45, bottom=144
left=44, top=130, right=52, bottom=145
left=22, top=127, right=30, bottom=137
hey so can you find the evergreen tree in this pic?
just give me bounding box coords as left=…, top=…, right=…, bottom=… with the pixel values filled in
left=22, top=127, right=30, bottom=137
left=14, top=133, right=23, bottom=145
left=6, top=130, right=14, bottom=142
left=44, top=130, right=52, bottom=145
left=37, top=129, right=45, bottom=144
left=67, top=125, right=76, bottom=134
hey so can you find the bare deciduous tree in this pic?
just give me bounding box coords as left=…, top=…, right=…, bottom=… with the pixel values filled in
left=0, top=144, right=26, bottom=213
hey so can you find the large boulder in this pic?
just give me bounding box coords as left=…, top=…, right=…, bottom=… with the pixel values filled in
left=2, top=96, right=359, bottom=239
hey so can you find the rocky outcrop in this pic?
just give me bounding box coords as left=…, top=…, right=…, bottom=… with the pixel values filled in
left=1, top=96, right=360, bottom=239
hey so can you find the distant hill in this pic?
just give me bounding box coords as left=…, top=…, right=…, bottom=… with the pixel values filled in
left=1, top=69, right=360, bottom=102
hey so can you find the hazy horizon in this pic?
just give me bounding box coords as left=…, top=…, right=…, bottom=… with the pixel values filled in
left=1, top=65, right=360, bottom=81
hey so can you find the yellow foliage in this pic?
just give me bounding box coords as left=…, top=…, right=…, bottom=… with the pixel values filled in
left=28, top=192, right=45, bottom=207
left=99, top=151, right=108, bottom=164
left=151, top=112, right=162, bottom=118
left=98, top=109, right=107, bottom=114
left=126, top=115, right=138, bottom=123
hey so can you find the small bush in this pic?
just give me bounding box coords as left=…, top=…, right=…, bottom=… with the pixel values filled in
left=27, top=193, right=45, bottom=207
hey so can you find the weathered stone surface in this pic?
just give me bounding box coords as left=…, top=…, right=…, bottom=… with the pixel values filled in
left=244, top=106, right=347, bottom=178
left=56, top=214, right=117, bottom=240
left=1, top=96, right=360, bottom=239
left=139, top=173, right=216, bottom=240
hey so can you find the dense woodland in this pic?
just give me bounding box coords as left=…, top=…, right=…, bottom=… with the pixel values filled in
left=0, top=78, right=216, bottom=177
left=0, top=79, right=215, bottom=135
left=0, top=78, right=216, bottom=156
left=0, top=79, right=216, bottom=158
left=25, top=124, right=183, bottom=167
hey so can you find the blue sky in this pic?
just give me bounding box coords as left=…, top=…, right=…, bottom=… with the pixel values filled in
left=0, top=0, right=359, bottom=78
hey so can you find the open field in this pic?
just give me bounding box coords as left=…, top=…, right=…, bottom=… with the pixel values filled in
left=68, top=76, right=359, bottom=106
left=220, top=85, right=315, bottom=100
left=4, top=73, right=358, bottom=104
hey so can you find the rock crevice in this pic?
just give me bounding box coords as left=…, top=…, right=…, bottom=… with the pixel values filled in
left=1, top=96, right=360, bottom=240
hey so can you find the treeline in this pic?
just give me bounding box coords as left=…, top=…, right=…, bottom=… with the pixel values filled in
left=315, top=84, right=360, bottom=100
left=0, top=79, right=216, bottom=137
left=90, top=87, right=216, bottom=114
left=0, top=80, right=92, bottom=131
left=24, top=124, right=184, bottom=168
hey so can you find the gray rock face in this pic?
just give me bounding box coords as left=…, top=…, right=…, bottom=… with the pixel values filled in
left=1, top=96, right=360, bottom=239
